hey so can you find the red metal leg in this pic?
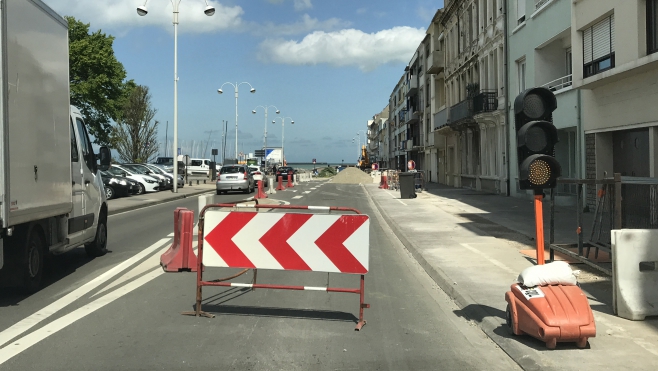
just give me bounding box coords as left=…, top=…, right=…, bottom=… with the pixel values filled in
left=182, top=218, right=214, bottom=318
left=355, top=274, right=369, bottom=331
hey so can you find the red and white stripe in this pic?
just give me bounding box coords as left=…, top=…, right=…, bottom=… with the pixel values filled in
left=203, top=211, right=370, bottom=274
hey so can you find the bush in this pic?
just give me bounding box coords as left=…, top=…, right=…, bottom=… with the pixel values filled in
left=318, top=167, right=337, bottom=178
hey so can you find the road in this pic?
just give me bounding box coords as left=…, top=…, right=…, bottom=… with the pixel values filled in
left=0, top=179, right=520, bottom=370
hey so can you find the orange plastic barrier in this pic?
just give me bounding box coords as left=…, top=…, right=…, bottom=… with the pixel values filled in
left=505, top=283, right=596, bottom=349
left=254, top=180, right=268, bottom=199
left=160, top=208, right=200, bottom=272
left=287, top=174, right=294, bottom=188
left=276, top=175, right=286, bottom=191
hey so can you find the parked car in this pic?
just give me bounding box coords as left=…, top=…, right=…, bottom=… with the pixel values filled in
left=154, top=157, right=186, bottom=174
left=216, top=165, right=254, bottom=195
left=122, top=163, right=172, bottom=190
left=144, top=163, right=184, bottom=188
left=108, top=165, right=160, bottom=194
left=276, top=166, right=295, bottom=181
left=187, top=158, right=211, bottom=176
left=248, top=165, right=268, bottom=187
left=99, top=171, right=136, bottom=199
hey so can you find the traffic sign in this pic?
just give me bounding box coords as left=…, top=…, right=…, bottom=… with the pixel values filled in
left=203, top=212, right=370, bottom=274
left=255, top=150, right=265, bottom=157
left=407, top=160, right=416, bottom=170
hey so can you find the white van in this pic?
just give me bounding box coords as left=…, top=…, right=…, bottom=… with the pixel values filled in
left=186, top=158, right=211, bottom=176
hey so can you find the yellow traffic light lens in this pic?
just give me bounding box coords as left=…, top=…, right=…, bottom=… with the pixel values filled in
left=528, top=159, right=551, bottom=185
left=523, top=94, right=545, bottom=119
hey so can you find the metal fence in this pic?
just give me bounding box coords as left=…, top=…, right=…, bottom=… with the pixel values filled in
left=548, top=174, right=658, bottom=276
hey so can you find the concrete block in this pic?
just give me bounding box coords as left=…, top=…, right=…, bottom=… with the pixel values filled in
left=611, top=229, right=658, bottom=320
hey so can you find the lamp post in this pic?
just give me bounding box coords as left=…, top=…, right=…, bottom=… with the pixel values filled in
left=252, top=105, right=280, bottom=168
left=218, top=82, right=256, bottom=161
left=272, top=117, right=294, bottom=166
left=136, top=0, right=215, bottom=193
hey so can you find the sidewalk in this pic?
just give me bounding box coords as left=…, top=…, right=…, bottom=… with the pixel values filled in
left=364, top=183, right=658, bottom=371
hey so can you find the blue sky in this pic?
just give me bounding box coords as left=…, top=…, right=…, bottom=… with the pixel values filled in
left=48, top=0, right=443, bottom=164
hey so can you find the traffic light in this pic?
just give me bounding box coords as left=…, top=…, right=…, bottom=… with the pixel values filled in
left=514, top=87, right=561, bottom=190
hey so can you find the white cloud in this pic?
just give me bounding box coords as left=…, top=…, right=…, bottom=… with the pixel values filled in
left=252, top=14, right=349, bottom=37
left=257, top=26, right=426, bottom=72
left=46, top=0, right=244, bottom=34
left=356, top=8, right=368, bottom=15
left=294, top=0, right=313, bottom=11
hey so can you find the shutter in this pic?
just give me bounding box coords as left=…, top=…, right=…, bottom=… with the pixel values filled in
left=517, top=0, right=526, bottom=20
left=592, top=16, right=612, bottom=60
left=583, top=27, right=593, bottom=63
left=610, top=14, right=615, bottom=52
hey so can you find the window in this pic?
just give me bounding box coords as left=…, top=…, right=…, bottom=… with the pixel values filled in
left=70, top=120, right=79, bottom=162
left=517, top=0, right=526, bottom=25
left=517, top=58, right=526, bottom=93
left=75, top=118, right=96, bottom=172
left=649, top=0, right=658, bottom=55
left=583, top=14, right=615, bottom=78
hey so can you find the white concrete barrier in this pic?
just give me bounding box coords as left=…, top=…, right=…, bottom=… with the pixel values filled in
left=611, top=229, right=658, bottom=320
left=267, top=176, right=276, bottom=194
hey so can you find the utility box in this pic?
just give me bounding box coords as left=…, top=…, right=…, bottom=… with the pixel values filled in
left=399, top=172, right=416, bottom=199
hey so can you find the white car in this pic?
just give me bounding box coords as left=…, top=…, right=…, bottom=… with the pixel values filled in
left=109, top=165, right=160, bottom=194
left=186, top=158, right=211, bottom=176
left=248, top=166, right=268, bottom=187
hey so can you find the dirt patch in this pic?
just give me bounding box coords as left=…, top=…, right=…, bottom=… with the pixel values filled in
left=331, top=167, right=373, bottom=184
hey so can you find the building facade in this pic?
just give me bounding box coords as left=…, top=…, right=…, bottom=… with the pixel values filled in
left=571, top=0, right=658, bottom=204
left=508, top=0, right=582, bottom=200
left=437, top=0, right=508, bottom=194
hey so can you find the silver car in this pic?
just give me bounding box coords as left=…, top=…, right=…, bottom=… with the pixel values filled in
left=216, top=165, right=254, bottom=194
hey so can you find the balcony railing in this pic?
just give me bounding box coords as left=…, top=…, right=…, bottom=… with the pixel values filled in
left=434, top=108, right=448, bottom=130
left=426, top=50, right=445, bottom=75
left=535, top=0, right=551, bottom=10
left=448, top=90, right=498, bottom=126
left=541, top=74, right=573, bottom=92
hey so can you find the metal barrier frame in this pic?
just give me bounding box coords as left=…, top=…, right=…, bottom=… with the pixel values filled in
left=183, top=203, right=371, bottom=331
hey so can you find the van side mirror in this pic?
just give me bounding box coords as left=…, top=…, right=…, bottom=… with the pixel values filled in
left=98, top=146, right=111, bottom=171
left=122, top=172, right=128, bottom=177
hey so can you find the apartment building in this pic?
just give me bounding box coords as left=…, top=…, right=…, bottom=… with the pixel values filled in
left=368, top=105, right=389, bottom=167
left=389, top=76, right=407, bottom=170
left=508, top=0, right=582, bottom=200
left=571, top=0, right=658, bottom=203
left=425, top=10, right=446, bottom=183
left=438, top=0, right=508, bottom=194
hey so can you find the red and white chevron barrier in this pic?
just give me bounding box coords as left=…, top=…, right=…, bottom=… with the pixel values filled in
left=183, top=204, right=371, bottom=331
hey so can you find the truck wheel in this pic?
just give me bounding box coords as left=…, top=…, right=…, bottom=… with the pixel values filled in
left=23, top=228, right=45, bottom=294
left=85, top=213, right=108, bottom=257
left=136, top=183, right=145, bottom=195
left=105, top=186, right=115, bottom=200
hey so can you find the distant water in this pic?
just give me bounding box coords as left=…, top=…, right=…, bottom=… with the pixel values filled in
left=288, top=163, right=330, bottom=170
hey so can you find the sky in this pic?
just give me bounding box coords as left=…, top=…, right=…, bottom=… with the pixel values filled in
left=47, top=0, right=444, bottom=164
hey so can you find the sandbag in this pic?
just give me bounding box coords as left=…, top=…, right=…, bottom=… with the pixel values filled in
left=517, top=261, right=579, bottom=287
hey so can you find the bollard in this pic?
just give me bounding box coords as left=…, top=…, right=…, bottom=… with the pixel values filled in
left=267, top=176, right=276, bottom=194
left=197, top=180, right=199, bottom=185
left=254, top=180, right=268, bottom=199
left=287, top=174, right=294, bottom=188
left=189, top=181, right=192, bottom=186
left=276, top=175, right=286, bottom=191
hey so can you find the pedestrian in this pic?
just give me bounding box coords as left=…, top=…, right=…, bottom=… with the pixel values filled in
left=272, top=164, right=277, bottom=174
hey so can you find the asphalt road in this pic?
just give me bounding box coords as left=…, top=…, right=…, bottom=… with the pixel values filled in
left=0, top=179, right=520, bottom=370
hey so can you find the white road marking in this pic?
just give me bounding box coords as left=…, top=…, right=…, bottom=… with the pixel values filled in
left=303, top=191, right=311, bottom=194
left=292, top=196, right=304, bottom=199
left=310, top=188, right=317, bottom=190
left=0, top=238, right=171, bottom=348
left=0, top=268, right=164, bottom=365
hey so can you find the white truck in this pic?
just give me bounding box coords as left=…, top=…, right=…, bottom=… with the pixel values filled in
left=0, top=0, right=111, bottom=292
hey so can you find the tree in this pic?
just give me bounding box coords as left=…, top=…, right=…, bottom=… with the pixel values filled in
left=113, top=85, right=159, bottom=163
left=67, top=16, right=132, bottom=146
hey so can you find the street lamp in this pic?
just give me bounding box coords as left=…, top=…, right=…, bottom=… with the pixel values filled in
left=272, top=117, right=294, bottom=166
left=218, top=82, right=256, bottom=161
left=252, top=105, right=280, bottom=168
left=136, top=0, right=215, bottom=193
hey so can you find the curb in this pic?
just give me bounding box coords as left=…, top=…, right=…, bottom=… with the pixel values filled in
left=365, top=186, right=560, bottom=371
left=108, top=189, right=215, bottom=216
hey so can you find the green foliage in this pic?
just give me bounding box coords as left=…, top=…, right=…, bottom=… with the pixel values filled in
left=67, top=16, right=133, bottom=146
left=318, top=167, right=337, bottom=178
left=113, top=85, right=159, bottom=163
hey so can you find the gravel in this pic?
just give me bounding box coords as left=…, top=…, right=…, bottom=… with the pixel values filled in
left=331, top=167, right=373, bottom=184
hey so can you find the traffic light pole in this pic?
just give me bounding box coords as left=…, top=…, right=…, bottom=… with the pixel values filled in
left=534, top=189, right=545, bottom=265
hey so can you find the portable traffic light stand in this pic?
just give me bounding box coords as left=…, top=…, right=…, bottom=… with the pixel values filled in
left=505, top=87, right=595, bottom=350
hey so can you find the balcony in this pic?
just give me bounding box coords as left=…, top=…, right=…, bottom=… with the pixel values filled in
left=405, top=79, right=418, bottom=97
left=434, top=108, right=448, bottom=130
left=426, top=50, right=445, bottom=75
left=535, top=0, right=551, bottom=10
left=541, top=74, right=572, bottom=93
left=448, top=91, right=498, bottom=127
